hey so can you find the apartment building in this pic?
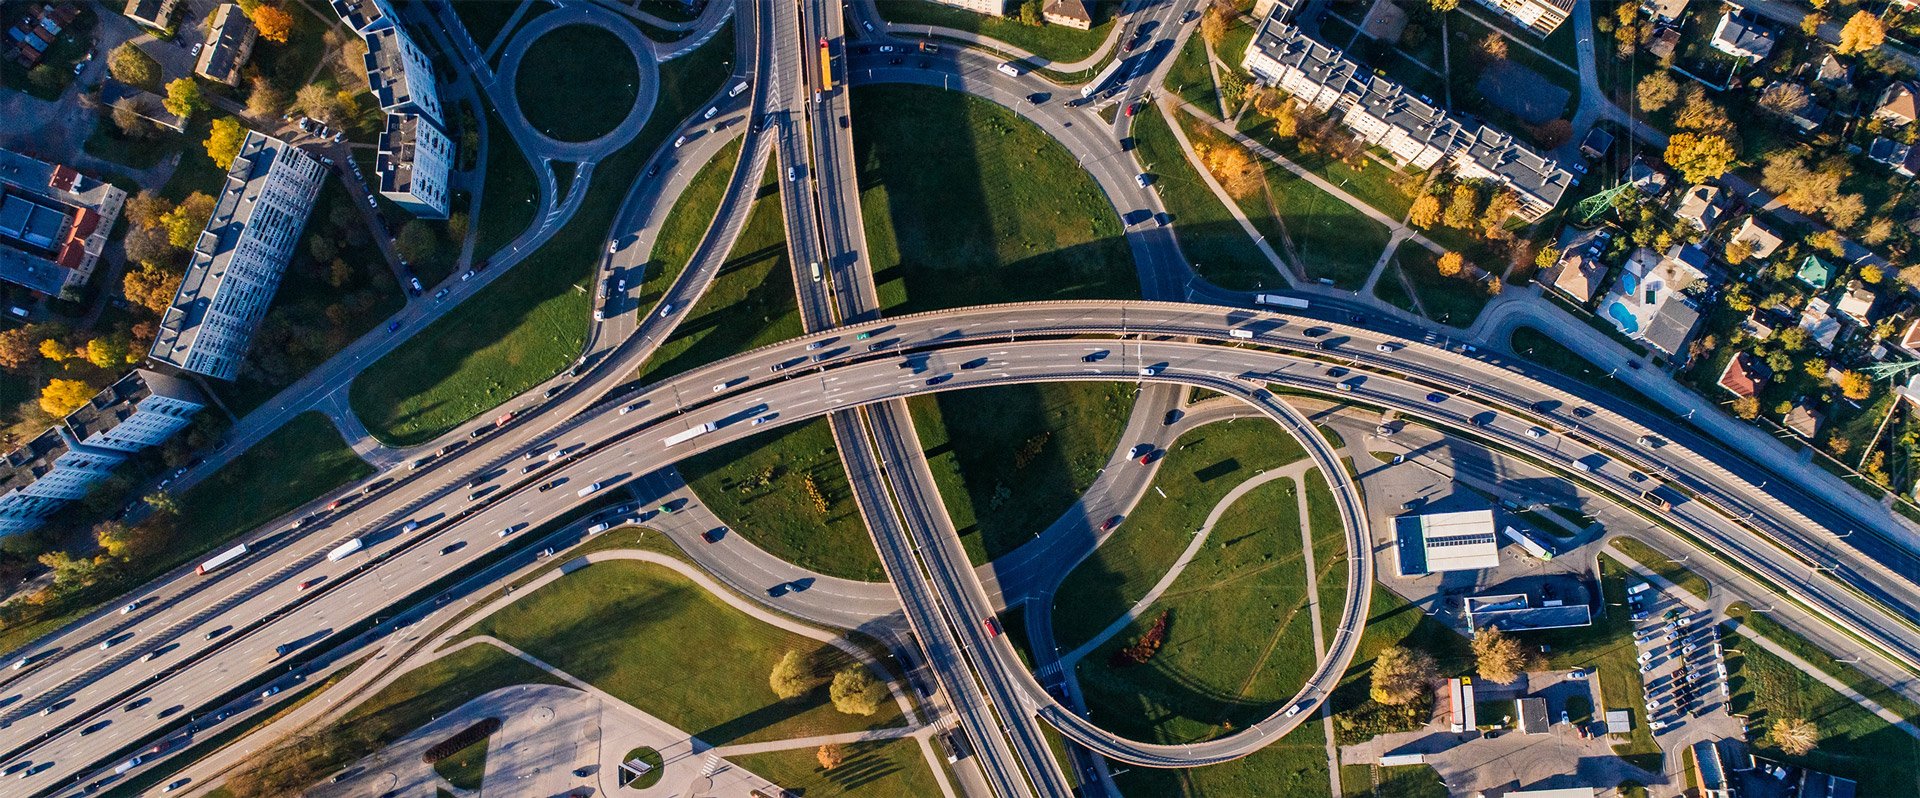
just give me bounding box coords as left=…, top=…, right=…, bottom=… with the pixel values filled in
left=123, top=0, right=178, bottom=30
left=0, top=427, right=125, bottom=536
left=1242, top=19, right=1573, bottom=220
left=149, top=132, right=326, bottom=380
left=328, top=0, right=394, bottom=34
left=365, top=23, right=441, bottom=125
left=1470, top=0, right=1572, bottom=36
left=62, top=370, right=205, bottom=454
left=0, top=147, right=127, bottom=297
left=196, top=3, right=256, bottom=85
left=377, top=111, right=453, bottom=218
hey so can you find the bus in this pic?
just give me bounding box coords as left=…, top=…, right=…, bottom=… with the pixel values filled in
left=818, top=37, right=833, bottom=92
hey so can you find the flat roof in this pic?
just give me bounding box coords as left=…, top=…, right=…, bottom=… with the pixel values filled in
left=1515, top=696, right=1549, bottom=734
left=1417, top=509, right=1501, bottom=572
left=1505, top=790, right=1597, bottom=798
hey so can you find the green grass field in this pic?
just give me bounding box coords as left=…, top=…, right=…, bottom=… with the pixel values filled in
left=729, top=738, right=943, bottom=798
left=432, top=737, right=488, bottom=791
left=908, top=383, right=1135, bottom=565
left=678, top=418, right=882, bottom=582
left=1328, top=585, right=1472, bottom=745
left=1116, top=727, right=1332, bottom=798
left=635, top=163, right=798, bottom=385
left=1304, top=468, right=1350, bottom=640
left=1729, top=605, right=1920, bottom=720
left=513, top=24, right=641, bottom=143
left=852, top=84, right=1138, bottom=313
left=1388, top=240, right=1490, bottom=327
left=1237, top=113, right=1420, bottom=222
left=471, top=559, right=904, bottom=744
left=1052, top=419, right=1307, bottom=651
left=628, top=136, right=744, bottom=348
left=1725, top=629, right=1920, bottom=797
left=1133, top=106, right=1275, bottom=291
left=1610, top=536, right=1711, bottom=601
left=877, top=1, right=1118, bottom=64
left=1167, top=33, right=1219, bottom=111
left=472, top=107, right=540, bottom=263
left=351, top=27, right=732, bottom=445
left=1075, top=476, right=1314, bottom=742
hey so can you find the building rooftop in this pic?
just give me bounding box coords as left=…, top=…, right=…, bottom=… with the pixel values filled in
left=1464, top=593, right=1594, bottom=632
left=0, top=427, right=72, bottom=493
left=1605, top=709, right=1632, bottom=734
left=0, top=147, right=120, bottom=295
left=1042, top=0, right=1091, bottom=25
left=1458, top=126, right=1572, bottom=210
left=1717, top=352, right=1769, bottom=398
left=1643, top=300, right=1701, bottom=357
left=1673, top=184, right=1724, bottom=230
left=377, top=112, right=430, bottom=197
left=1396, top=509, right=1500, bottom=575
left=328, top=0, right=390, bottom=32
left=365, top=26, right=427, bottom=113
left=197, top=4, right=255, bottom=84
left=1515, top=696, right=1549, bottom=734
left=1731, top=216, right=1783, bottom=259
left=125, top=0, right=179, bottom=28
left=1713, top=8, right=1777, bottom=60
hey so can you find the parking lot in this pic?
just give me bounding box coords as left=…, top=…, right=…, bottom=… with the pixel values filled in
left=1627, top=579, right=1735, bottom=738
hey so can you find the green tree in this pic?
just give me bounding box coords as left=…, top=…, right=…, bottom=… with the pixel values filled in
left=1018, top=0, right=1042, bottom=26
left=1442, top=183, right=1480, bottom=228
left=28, top=65, right=63, bottom=93
left=769, top=650, right=815, bottom=699
left=161, top=192, right=217, bottom=249
left=107, top=43, right=159, bottom=89
left=83, top=335, right=133, bottom=368
left=163, top=77, right=204, bottom=120
left=828, top=667, right=886, bottom=716
left=394, top=220, right=440, bottom=265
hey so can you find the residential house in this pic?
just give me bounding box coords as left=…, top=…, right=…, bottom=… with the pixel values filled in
left=1673, top=184, right=1726, bottom=232
left=1042, top=0, right=1092, bottom=29
left=196, top=3, right=256, bottom=86
left=1869, top=136, right=1915, bottom=177
left=1797, top=254, right=1835, bottom=291
left=1600, top=246, right=1705, bottom=358
left=123, top=0, right=177, bottom=30
left=7, top=3, right=77, bottom=68
left=1729, top=216, right=1783, bottom=260
left=1717, top=352, right=1770, bottom=399
left=1628, top=158, right=1669, bottom=198
left=1785, top=401, right=1824, bottom=439
left=1836, top=280, right=1877, bottom=323
left=1580, top=127, right=1614, bottom=160
left=1897, top=317, right=1920, bottom=354
left=1740, top=311, right=1777, bottom=341
left=1469, top=0, right=1572, bottom=36
left=1876, top=81, right=1920, bottom=126
left=1778, top=97, right=1829, bottom=135
left=1811, top=52, right=1851, bottom=89
left=1546, top=227, right=1610, bottom=306
left=1800, top=297, right=1842, bottom=351
left=1647, top=27, right=1681, bottom=61
left=1711, top=6, right=1776, bottom=61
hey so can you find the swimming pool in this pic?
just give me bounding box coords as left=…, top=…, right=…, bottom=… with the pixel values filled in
left=1606, top=300, right=1640, bottom=334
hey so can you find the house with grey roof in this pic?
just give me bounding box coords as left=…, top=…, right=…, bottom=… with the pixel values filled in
left=1712, top=6, right=1776, bottom=61
left=196, top=4, right=256, bottom=85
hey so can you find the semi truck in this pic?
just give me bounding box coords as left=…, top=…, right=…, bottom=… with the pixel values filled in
left=197, top=543, right=249, bottom=575
left=663, top=421, right=719, bottom=447
left=325, top=537, right=365, bottom=562
left=1501, top=525, right=1555, bottom=561
left=1254, top=294, right=1310, bottom=309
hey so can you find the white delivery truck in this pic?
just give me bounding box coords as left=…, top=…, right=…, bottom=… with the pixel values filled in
left=1253, top=294, right=1310, bottom=309
left=326, top=537, right=365, bottom=562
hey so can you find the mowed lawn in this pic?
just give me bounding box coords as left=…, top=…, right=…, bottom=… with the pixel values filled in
left=1076, top=477, right=1315, bottom=742
left=875, top=0, right=1119, bottom=64
left=678, top=419, right=883, bottom=582
left=1725, top=630, right=1920, bottom=796
left=351, top=26, right=732, bottom=446
left=909, top=382, right=1135, bottom=566
left=636, top=164, right=799, bottom=385
left=629, top=137, right=745, bottom=342
left=514, top=24, right=641, bottom=143
left=174, top=412, right=371, bottom=570
left=470, top=559, right=904, bottom=744
left=1052, top=419, right=1307, bottom=651
left=852, top=84, right=1138, bottom=313
left=730, top=738, right=942, bottom=798
left=1134, top=105, right=1275, bottom=291
left=1116, top=728, right=1334, bottom=798
left=1304, top=468, right=1351, bottom=645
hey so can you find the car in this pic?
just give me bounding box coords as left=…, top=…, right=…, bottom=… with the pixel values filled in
left=440, top=543, right=464, bottom=555
left=660, top=302, right=675, bottom=317
left=366, top=194, right=377, bottom=209
left=498, top=527, right=515, bottom=538
left=262, top=685, right=281, bottom=699
left=982, top=617, right=1002, bottom=637
left=1376, top=342, right=1397, bottom=352
left=577, top=482, right=603, bottom=497
left=73, top=59, right=87, bottom=75
left=673, top=135, right=688, bottom=148
left=433, top=288, right=449, bottom=301
left=537, top=547, right=556, bottom=558
left=538, top=481, right=558, bottom=492
left=386, top=320, right=402, bottom=333
left=1125, top=101, right=1141, bottom=117
left=409, top=277, right=423, bottom=293
left=646, top=164, right=661, bottom=178
left=787, top=166, right=797, bottom=182
left=1527, top=427, right=1547, bottom=439
left=712, top=383, right=728, bottom=393
left=1100, top=516, right=1122, bottom=531
left=121, top=600, right=143, bottom=615
left=702, top=527, right=726, bottom=543
left=863, top=19, right=874, bottom=31
left=190, top=43, right=203, bottom=58
left=297, top=578, right=322, bottom=591
left=1164, top=409, right=1182, bottom=426
left=1560, top=710, right=1570, bottom=725
left=621, top=402, right=644, bottom=415
left=1573, top=405, right=1595, bottom=418
left=1131, top=443, right=1153, bottom=461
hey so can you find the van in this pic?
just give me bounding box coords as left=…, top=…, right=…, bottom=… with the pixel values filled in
left=997, top=62, right=1021, bottom=77
left=1139, top=366, right=1158, bottom=376
left=1135, top=173, right=1150, bottom=188
left=1574, top=460, right=1594, bottom=472
left=729, top=80, right=749, bottom=97
left=810, top=262, right=822, bottom=282
left=577, top=482, right=603, bottom=497
left=588, top=522, right=610, bottom=535
left=1229, top=328, right=1254, bottom=339
left=1337, top=381, right=1354, bottom=392
left=1527, top=427, right=1547, bottom=439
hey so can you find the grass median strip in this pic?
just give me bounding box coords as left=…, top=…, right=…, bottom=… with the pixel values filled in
left=1610, top=536, right=1711, bottom=601
left=679, top=418, right=883, bottom=582
left=1133, top=106, right=1273, bottom=291
left=729, top=737, right=941, bottom=798
left=875, top=0, right=1117, bottom=64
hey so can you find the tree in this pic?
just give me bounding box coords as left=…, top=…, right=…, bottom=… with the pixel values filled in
left=125, top=191, right=173, bottom=230
left=1194, top=140, right=1263, bottom=199
left=124, top=262, right=184, bottom=314
left=0, top=328, right=35, bottom=370
left=1777, top=326, right=1811, bottom=353
left=1429, top=0, right=1459, bottom=10
left=122, top=224, right=176, bottom=269
left=1436, top=251, right=1464, bottom=277
left=38, top=338, right=71, bottom=362
left=1408, top=194, right=1441, bottom=228
left=1673, top=86, right=1731, bottom=135
left=1635, top=72, right=1681, bottom=112
left=1838, top=11, right=1886, bottom=56
left=816, top=743, right=846, bottom=770
left=327, top=258, right=353, bottom=288
left=108, top=43, right=159, bottom=89
left=84, top=335, right=133, bottom=369
left=1724, top=239, right=1754, bottom=265
left=205, top=117, right=247, bottom=169
left=143, top=491, right=180, bottom=516
left=110, top=98, right=151, bottom=139
left=1471, top=626, right=1528, bottom=684
left=1369, top=645, right=1438, bottom=706
left=395, top=220, right=441, bottom=265
left=446, top=212, right=470, bottom=245
left=1839, top=370, right=1874, bottom=401
left=1758, top=83, right=1809, bottom=116
left=1802, top=11, right=1827, bottom=38
left=1732, top=396, right=1760, bottom=420
left=1864, top=218, right=1895, bottom=246
left=28, top=64, right=62, bottom=93
left=1771, top=716, right=1819, bottom=755
left=769, top=650, right=814, bottom=699
left=1479, top=191, right=1518, bottom=239
left=162, top=77, right=204, bottom=120
left=246, top=76, right=288, bottom=118
left=161, top=192, right=216, bottom=249
left=1201, top=1, right=1232, bottom=45
left=1861, top=263, right=1885, bottom=284
left=1478, top=31, right=1507, bottom=61
left=249, top=4, right=295, bottom=43
left=40, top=379, right=94, bottom=417
left=1664, top=133, right=1736, bottom=184
left=295, top=84, right=345, bottom=128
left=1443, top=183, right=1480, bottom=228
left=1535, top=246, right=1559, bottom=269
left=828, top=667, right=886, bottom=716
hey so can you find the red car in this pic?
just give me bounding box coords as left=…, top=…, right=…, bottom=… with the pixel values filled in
left=982, top=617, right=1002, bottom=637
left=326, top=499, right=343, bottom=511
left=1100, top=516, right=1122, bottom=532
left=1124, top=102, right=1140, bottom=117
left=297, top=577, right=323, bottom=591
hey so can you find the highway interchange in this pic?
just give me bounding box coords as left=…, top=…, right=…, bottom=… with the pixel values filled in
left=11, top=1, right=1920, bottom=796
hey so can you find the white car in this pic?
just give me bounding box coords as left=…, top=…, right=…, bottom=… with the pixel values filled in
left=1376, top=342, right=1397, bottom=352
left=659, top=302, right=675, bottom=317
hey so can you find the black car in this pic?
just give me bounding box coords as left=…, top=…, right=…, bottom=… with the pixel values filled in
left=1164, top=409, right=1182, bottom=426
left=543, top=385, right=566, bottom=399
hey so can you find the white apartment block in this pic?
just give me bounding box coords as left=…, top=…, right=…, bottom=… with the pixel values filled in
left=378, top=112, right=453, bottom=219
left=1469, top=0, right=1572, bottom=36
left=1242, top=19, right=1572, bottom=220
left=149, top=132, right=325, bottom=381
left=0, top=427, right=125, bottom=536
left=365, top=24, right=442, bottom=126
left=328, top=0, right=396, bottom=34
left=62, top=369, right=205, bottom=454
